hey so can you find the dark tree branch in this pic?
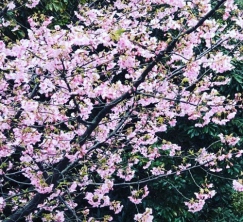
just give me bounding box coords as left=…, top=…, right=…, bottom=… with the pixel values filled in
left=0, top=7, right=8, bottom=18
left=3, top=1, right=226, bottom=221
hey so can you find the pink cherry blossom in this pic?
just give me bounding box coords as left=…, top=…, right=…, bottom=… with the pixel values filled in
left=0, top=197, right=5, bottom=212
left=26, top=0, right=40, bottom=8
left=128, top=186, right=149, bottom=204
left=233, top=180, right=243, bottom=192
left=1, top=0, right=243, bottom=221
left=134, top=208, right=154, bottom=222
left=54, top=211, right=65, bottom=222
left=185, top=199, right=205, bottom=213
left=7, top=2, right=15, bottom=10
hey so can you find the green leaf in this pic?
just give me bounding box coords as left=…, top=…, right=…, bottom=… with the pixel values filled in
left=232, top=74, right=243, bottom=83
left=110, top=29, right=126, bottom=41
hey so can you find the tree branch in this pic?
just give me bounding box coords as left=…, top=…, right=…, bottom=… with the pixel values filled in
left=4, top=1, right=227, bottom=221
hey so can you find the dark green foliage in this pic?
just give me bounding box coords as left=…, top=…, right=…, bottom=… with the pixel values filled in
left=235, top=0, right=243, bottom=8
left=0, top=0, right=88, bottom=41
left=142, top=62, right=243, bottom=222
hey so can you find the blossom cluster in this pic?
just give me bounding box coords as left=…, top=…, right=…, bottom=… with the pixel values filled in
left=185, top=185, right=216, bottom=213
left=0, top=0, right=243, bottom=221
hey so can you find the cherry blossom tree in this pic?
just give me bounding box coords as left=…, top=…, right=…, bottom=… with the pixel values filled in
left=1, top=0, right=243, bottom=221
